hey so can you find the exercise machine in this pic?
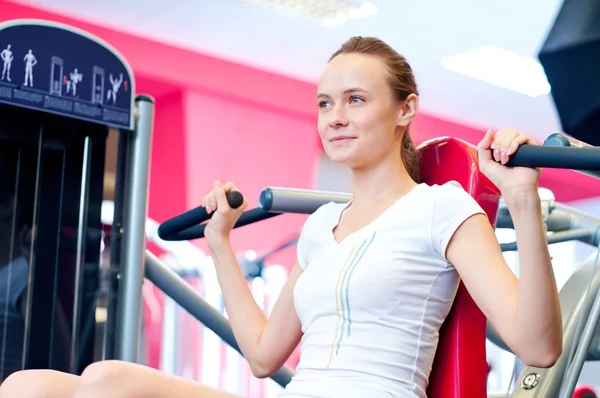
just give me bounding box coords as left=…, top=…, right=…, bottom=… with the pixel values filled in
left=156, top=133, right=600, bottom=397
left=0, top=18, right=153, bottom=376
left=491, top=200, right=600, bottom=396
left=487, top=133, right=600, bottom=398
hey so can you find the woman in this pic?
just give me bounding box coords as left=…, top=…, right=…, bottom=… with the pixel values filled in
left=0, top=36, right=562, bottom=398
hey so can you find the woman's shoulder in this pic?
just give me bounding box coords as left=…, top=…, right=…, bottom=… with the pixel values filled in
left=303, top=201, right=344, bottom=230
left=420, top=181, right=478, bottom=203
left=424, top=180, right=469, bottom=194
left=417, top=181, right=484, bottom=218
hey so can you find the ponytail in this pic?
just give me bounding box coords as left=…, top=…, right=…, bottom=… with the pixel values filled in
left=401, top=129, right=421, bottom=183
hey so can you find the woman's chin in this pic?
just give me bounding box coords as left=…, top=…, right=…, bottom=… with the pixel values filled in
left=325, top=146, right=356, bottom=164
left=329, top=156, right=363, bottom=170
left=327, top=153, right=352, bottom=165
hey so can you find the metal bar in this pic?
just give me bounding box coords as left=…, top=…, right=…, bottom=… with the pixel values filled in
left=21, top=127, right=44, bottom=369
left=260, top=187, right=351, bottom=214
left=496, top=201, right=600, bottom=245
left=495, top=206, right=573, bottom=232
left=512, top=253, right=600, bottom=397
left=103, top=130, right=129, bottom=360
left=116, top=96, right=155, bottom=362
left=542, top=133, right=600, bottom=180
left=560, top=251, right=600, bottom=397
left=553, top=203, right=600, bottom=247
left=505, top=145, right=600, bottom=173
left=159, top=295, right=179, bottom=375
left=144, top=251, right=294, bottom=388
left=544, top=132, right=593, bottom=148
left=500, top=228, right=596, bottom=252
left=70, top=136, right=91, bottom=372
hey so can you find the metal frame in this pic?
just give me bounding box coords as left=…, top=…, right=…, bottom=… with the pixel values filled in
left=491, top=199, right=600, bottom=397
left=103, top=131, right=129, bottom=360
left=115, top=96, right=155, bottom=363
left=497, top=201, right=600, bottom=250
left=543, top=133, right=600, bottom=180
left=487, top=250, right=600, bottom=397
left=508, top=250, right=600, bottom=398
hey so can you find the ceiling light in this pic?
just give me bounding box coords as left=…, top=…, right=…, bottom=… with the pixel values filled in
left=440, top=46, right=551, bottom=98
left=236, top=0, right=378, bottom=28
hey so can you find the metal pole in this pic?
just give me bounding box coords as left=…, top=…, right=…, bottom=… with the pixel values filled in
left=560, top=252, right=600, bottom=397
left=116, top=95, right=155, bottom=362
left=500, top=228, right=596, bottom=252
left=512, top=253, right=600, bottom=397
left=495, top=206, right=573, bottom=232
left=144, top=251, right=294, bottom=388
left=543, top=133, right=600, bottom=180
left=70, top=136, right=92, bottom=373
left=103, top=131, right=129, bottom=360
left=259, top=187, right=352, bottom=213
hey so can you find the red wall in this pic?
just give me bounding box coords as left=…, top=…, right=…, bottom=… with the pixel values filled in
left=147, top=89, right=188, bottom=224
left=183, top=91, right=318, bottom=257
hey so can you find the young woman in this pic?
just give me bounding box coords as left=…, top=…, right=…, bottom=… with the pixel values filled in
left=0, top=36, right=562, bottom=398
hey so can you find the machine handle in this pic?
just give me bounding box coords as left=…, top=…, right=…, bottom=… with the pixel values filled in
left=502, top=145, right=600, bottom=172
left=158, top=191, right=282, bottom=241
left=157, top=191, right=242, bottom=240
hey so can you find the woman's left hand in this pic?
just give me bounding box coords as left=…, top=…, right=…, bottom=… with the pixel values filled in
left=477, top=128, right=541, bottom=196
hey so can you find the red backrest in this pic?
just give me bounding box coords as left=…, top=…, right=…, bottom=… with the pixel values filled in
left=419, top=137, right=501, bottom=398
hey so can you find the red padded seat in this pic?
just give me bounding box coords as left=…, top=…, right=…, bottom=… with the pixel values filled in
left=420, top=137, right=501, bottom=398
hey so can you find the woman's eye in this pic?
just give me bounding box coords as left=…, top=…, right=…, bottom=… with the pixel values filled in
left=318, top=101, right=331, bottom=108
left=349, top=96, right=364, bottom=104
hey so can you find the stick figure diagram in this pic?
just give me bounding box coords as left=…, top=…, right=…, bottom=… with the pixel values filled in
left=1, top=44, right=13, bottom=82
left=66, top=68, right=83, bottom=96
left=107, top=73, right=123, bottom=105
left=23, top=49, right=37, bottom=87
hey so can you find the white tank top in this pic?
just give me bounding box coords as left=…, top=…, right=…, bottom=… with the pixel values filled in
left=279, top=181, right=485, bottom=398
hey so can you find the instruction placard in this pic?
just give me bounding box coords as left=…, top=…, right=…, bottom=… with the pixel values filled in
left=0, top=20, right=135, bottom=130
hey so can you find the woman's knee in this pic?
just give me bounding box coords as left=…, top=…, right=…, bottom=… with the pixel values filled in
left=76, top=360, right=141, bottom=398
left=0, top=369, right=79, bottom=398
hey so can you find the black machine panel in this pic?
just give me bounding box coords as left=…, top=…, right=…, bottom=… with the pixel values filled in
left=0, top=19, right=137, bottom=379
left=0, top=105, right=107, bottom=377
left=0, top=19, right=134, bottom=130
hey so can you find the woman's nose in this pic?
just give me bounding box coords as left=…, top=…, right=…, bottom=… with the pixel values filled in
left=329, top=106, right=349, bottom=128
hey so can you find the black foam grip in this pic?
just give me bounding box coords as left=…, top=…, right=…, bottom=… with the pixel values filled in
left=157, top=191, right=244, bottom=241
left=503, top=145, right=600, bottom=170
left=160, top=208, right=282, bottom=241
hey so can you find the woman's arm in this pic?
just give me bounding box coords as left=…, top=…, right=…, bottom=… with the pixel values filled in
left=202, top=180, right=304, bottom=378
left=444, top=128, right=562, bottom=367
left=209, top=237, right=304, bottom=378
left=446, top=208, right=562, bottom=367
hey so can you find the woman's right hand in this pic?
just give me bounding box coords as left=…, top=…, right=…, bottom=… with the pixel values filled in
left=202, top=180, right=247, bottom=245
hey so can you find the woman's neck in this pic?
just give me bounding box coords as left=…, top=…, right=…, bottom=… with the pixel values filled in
left=349, top=155, right=417, bottom=209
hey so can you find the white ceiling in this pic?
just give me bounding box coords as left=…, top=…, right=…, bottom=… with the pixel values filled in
left=10, top=0, right=566, bottom=141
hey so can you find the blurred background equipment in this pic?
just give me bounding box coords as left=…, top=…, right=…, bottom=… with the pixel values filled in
left=538, top=0, right=600, bottom=146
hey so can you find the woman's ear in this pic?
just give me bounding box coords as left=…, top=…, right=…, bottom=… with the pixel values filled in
left=397, top=94, right=419, bottom=127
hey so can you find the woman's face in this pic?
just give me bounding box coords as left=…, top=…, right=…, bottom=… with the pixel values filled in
left=317, top=53, right=413, bottom=169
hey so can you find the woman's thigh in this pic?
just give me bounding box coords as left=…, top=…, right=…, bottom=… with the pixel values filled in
left=77, top=360, right=243, bottom=398
left=0, top=369, right=80, bottom=397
